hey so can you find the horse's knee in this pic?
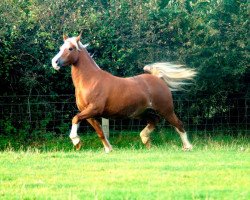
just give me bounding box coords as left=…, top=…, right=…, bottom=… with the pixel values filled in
left=165, top=113, right=185, bottom=132
left=72, top=115, right=79, bottom=124
left=97, top=134, right=105, bottom=140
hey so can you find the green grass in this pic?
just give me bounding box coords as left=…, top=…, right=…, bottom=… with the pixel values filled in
left=0, top=131, right=249, bottom=199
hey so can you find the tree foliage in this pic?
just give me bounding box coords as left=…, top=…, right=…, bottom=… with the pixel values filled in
left=0, top=0, right=249, bottom=134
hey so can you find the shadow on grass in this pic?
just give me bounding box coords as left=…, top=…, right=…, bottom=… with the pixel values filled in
left=0, top=129, right=249, bottom=152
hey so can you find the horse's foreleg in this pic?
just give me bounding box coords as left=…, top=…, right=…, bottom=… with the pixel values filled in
left=140, top=122, right=155, bottom=149
left=70, top=123, right=81, bottom=150
left=70, top=104, right=101, bottom=150
left=87, top=118, right=112, bottom=153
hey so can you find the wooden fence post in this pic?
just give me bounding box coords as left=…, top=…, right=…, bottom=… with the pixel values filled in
left=102, top=118, right=109, bottom=139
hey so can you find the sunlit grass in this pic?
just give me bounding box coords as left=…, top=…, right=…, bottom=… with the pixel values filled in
left=0, top=131, right=249, bottom=199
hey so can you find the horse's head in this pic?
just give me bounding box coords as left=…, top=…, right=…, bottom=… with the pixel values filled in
left=52, top=33, right=87, bottom=70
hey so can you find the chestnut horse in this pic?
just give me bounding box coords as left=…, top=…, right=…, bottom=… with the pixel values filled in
left=52, top=33, right=196, bottom=153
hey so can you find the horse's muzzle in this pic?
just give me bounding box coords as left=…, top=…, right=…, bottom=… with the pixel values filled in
left=56, top=58, right=64, bottom=67
left=52, top=57, right=62, bottom=71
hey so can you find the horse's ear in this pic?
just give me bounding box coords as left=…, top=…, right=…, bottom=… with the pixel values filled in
left=63, top=34, right=68, bottom=41
left=76, top=31, right=82, bottom=42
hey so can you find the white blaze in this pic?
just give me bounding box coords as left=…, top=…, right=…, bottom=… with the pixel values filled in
left=51, top=42, right=71, bottom=70
left=52, top=50, right=63, bottom=70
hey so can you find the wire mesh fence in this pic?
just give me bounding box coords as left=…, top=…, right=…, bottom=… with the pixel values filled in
left=0, top=94, right=249, bottom=137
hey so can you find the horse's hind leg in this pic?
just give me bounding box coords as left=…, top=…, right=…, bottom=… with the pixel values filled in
left=140, top=122, right=156, bottom=149
left=165, top=112, right=193, bottom=151
left=87, top=118, right=112, bottom=153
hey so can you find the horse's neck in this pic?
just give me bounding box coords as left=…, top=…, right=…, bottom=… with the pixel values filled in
left=71, top=49, right=100, bottom=87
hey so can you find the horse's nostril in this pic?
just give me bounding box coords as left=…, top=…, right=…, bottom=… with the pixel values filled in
left=56, top=60, right=58, bottom=63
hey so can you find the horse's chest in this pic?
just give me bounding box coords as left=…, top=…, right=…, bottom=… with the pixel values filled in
left=75, top=90, right=89, bottom=111
left=75, top=88, right=101, bottom=111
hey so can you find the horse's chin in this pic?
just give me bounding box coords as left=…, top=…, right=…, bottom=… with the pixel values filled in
left=52, top=63, right=60, bottom=71
left=53, top=66, right=60, bottom=71
left=52, top=60, right=61, bottom=71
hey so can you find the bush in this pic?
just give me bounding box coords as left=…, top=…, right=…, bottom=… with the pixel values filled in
left=0, top=0, right=248, bottom=138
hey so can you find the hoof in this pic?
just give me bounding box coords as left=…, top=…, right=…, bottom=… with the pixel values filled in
left=75, top=141, right=82, bottom=151
left=183, top=144, right=193, bottom=151
left=104, top=146, right=113, bottom=154
left=145, top=141, right=151, bottom=149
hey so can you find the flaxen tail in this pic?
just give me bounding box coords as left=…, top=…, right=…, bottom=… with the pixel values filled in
left=143, top=62, right=197, bottom=91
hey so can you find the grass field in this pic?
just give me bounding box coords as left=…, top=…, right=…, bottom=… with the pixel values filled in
left=0, top=131, right=249, bottom=199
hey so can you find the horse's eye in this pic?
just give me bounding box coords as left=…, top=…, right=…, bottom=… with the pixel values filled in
left=69, top=47, right=73, bottom=51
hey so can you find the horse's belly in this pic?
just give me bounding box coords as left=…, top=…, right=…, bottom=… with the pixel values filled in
left=102, top=98, right=148, bottom=119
